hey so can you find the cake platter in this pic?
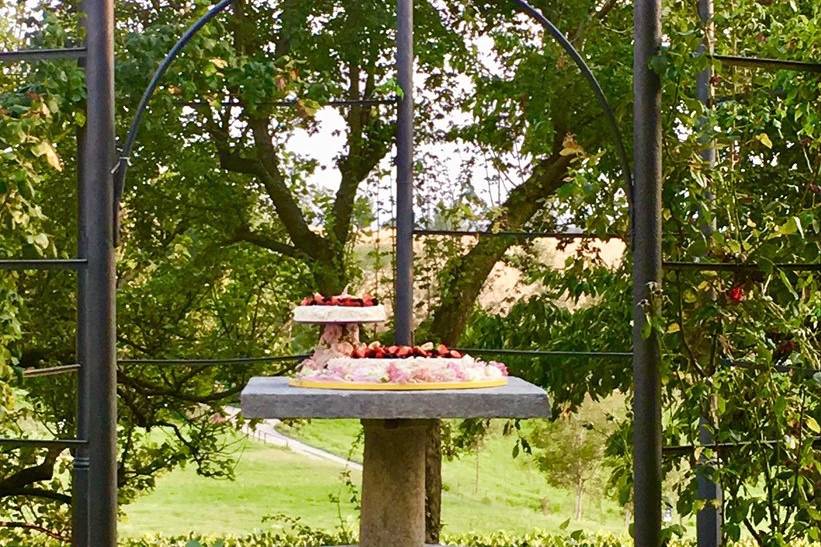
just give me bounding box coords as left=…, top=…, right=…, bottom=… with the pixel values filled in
left=289, top=377, right=508, bottom=390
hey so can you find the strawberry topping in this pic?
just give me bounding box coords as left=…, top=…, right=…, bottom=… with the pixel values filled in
left=300, top=293, right=379, bottom=307
left=348, top=342, right=466, bottom=359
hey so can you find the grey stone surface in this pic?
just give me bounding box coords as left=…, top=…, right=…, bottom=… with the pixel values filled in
left=241, top=376, right=550, bottom=419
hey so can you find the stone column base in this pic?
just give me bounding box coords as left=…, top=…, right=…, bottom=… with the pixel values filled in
left=359, top=419, right=431, bottom=547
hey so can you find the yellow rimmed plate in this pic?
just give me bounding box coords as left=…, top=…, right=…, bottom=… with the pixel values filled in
left=288, top=377, right=508, bottom=390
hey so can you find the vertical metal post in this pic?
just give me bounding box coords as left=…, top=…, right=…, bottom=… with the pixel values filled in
left=696, top=0, right=716, bottom=168
left=394, top=0, right=414, bottom=346
left=697, top=416, right=722, bottom=546
left=696, top=1, right=722, bottom=545
left=632, top=0, right=663, bottom=545
left=72, top=125, right=89, bottom=547
left=82, top=0, right=117, bottom=545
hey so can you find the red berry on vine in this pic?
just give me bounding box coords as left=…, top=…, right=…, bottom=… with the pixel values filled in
left=727, top=285, right=745, bottom=303
left=777, top=340, right=797, bottom=355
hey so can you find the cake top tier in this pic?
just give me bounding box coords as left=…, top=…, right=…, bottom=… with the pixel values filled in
left=293, top=293, right=387, bottom=324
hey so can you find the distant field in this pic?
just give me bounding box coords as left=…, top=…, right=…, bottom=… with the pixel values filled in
left=121, top=420, right=628, bottom=538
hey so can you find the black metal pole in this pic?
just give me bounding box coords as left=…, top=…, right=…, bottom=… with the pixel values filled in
left=695, top=1, right=722, bottom=545
left=82, top=0, right=117, bottom=545
left=633, top=0, right=663, bottom=545
left=696, top=0, right=715, bottom=169
left=72, top=123, right=89, bottom=547
left=395, top=0, right=414, bottom=346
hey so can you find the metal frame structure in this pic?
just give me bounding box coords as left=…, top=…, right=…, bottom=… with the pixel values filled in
left=2, top=0, right=820, bottom=545
left=0, top=1, right=118, bottom=546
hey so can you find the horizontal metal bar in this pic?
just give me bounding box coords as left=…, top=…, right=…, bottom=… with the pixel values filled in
left=193, top=98, right=398, bottom=108
left=22, top=364, right=81, bottom=378
left=729, top=359, right=821, bottom=376
left=712, top=54, right=821, bottom=73
left=663, top=261, right=821, bottom=272
left=457, top=348, right=633, bottom=359
left=0, top=438, right=87, bottom=449
left=0, top=259, right=87, bottom=271
left=663, top=436, right=821, bottom=457
left=0, top=47, right=87, bottom=63
left=413, top=229, right=623, bottom=240
left=120, top=350, right=635, bottom=364
left=118, top=354, right=308, bottom=365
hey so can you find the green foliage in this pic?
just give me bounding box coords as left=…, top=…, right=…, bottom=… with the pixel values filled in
left=83, top=530, right=821, bottom=547
left=0, top=5, right=86, bottom=540
left=530, top=398, right=621, bottom=521
left=454, top=0, right=821, bottom=543
left=464, top=258, right=632, bottom=411
left=645, top=1, right=821, bottom=543
left=117, top=530, right=635, bottom=547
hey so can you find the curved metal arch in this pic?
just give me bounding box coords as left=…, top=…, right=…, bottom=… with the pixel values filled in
left=113, top=0, right=634, bottom=240
left=511, top=0, right=634, bottom=230
left=112, top=0, right=237, bottom=237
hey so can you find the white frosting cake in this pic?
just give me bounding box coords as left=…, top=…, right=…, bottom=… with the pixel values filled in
left=297, top=355, right=508, bottom=384
left=293, top=304, right=387, bottom=324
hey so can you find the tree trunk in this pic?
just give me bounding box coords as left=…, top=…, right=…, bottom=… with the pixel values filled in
left=424, top=421, right=442, bottom=544
left=423, top=154, right=574, bottom=541
left=474, top=445, right=480, bottom=495
left=575, top=478, right=584, bottom=521
left=428, top=154, right=573, bottom=343
left=311, top=257, right=348, bottom=296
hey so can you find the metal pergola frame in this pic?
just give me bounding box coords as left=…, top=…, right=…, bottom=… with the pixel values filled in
left=1, top=0, right=819, bottom=546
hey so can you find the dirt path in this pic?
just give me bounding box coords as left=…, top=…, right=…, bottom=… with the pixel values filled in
left=225, top=406, right=362, bottom=471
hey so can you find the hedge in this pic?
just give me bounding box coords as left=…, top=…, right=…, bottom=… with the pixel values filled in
left=119, top=531, right=819, bottom=547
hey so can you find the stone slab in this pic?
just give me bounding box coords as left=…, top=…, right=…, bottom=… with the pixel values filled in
left=241, top=376, right=550, bottom=419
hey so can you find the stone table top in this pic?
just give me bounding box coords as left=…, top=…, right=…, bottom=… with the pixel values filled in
left=241, top=376, right=551, bottom=419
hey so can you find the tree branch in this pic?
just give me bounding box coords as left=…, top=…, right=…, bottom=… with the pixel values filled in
left=117, top=371, right=248, bottom=404
left=595, top=0, right=620, bottom=21
left=216, top=147, right=262, bottom=176
left=429, top=152, right=576, bottom=344
left=0, top=448, right=62, bottom=491
left=225, top=0, right=329, bottom=262
left=226, top=225, right=304, bottom=259
left=0, top=521, right=69, bottom=543
left=332, top=59, right=392, bottom=248
left=247, top=117, right=330, bottom=260
left=0, top=488, right=71, bottom=505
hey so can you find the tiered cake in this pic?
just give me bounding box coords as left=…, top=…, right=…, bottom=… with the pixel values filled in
left=290, top=293, right=508, bottom=390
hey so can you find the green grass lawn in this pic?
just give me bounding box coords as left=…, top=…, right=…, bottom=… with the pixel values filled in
left=122, top=419, right=628, bottom=538
left=120, top=438, right=360, bottom=538
left=285, top=419, right=627, bottom=534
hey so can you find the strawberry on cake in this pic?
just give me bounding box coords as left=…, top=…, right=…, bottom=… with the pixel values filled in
left=293, top=293, right=386, bottom=324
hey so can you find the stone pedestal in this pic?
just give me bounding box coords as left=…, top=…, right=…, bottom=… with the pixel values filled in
left=360, top=419, right=429, bottom=547
left=241, top=377, right=550, bottom=547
